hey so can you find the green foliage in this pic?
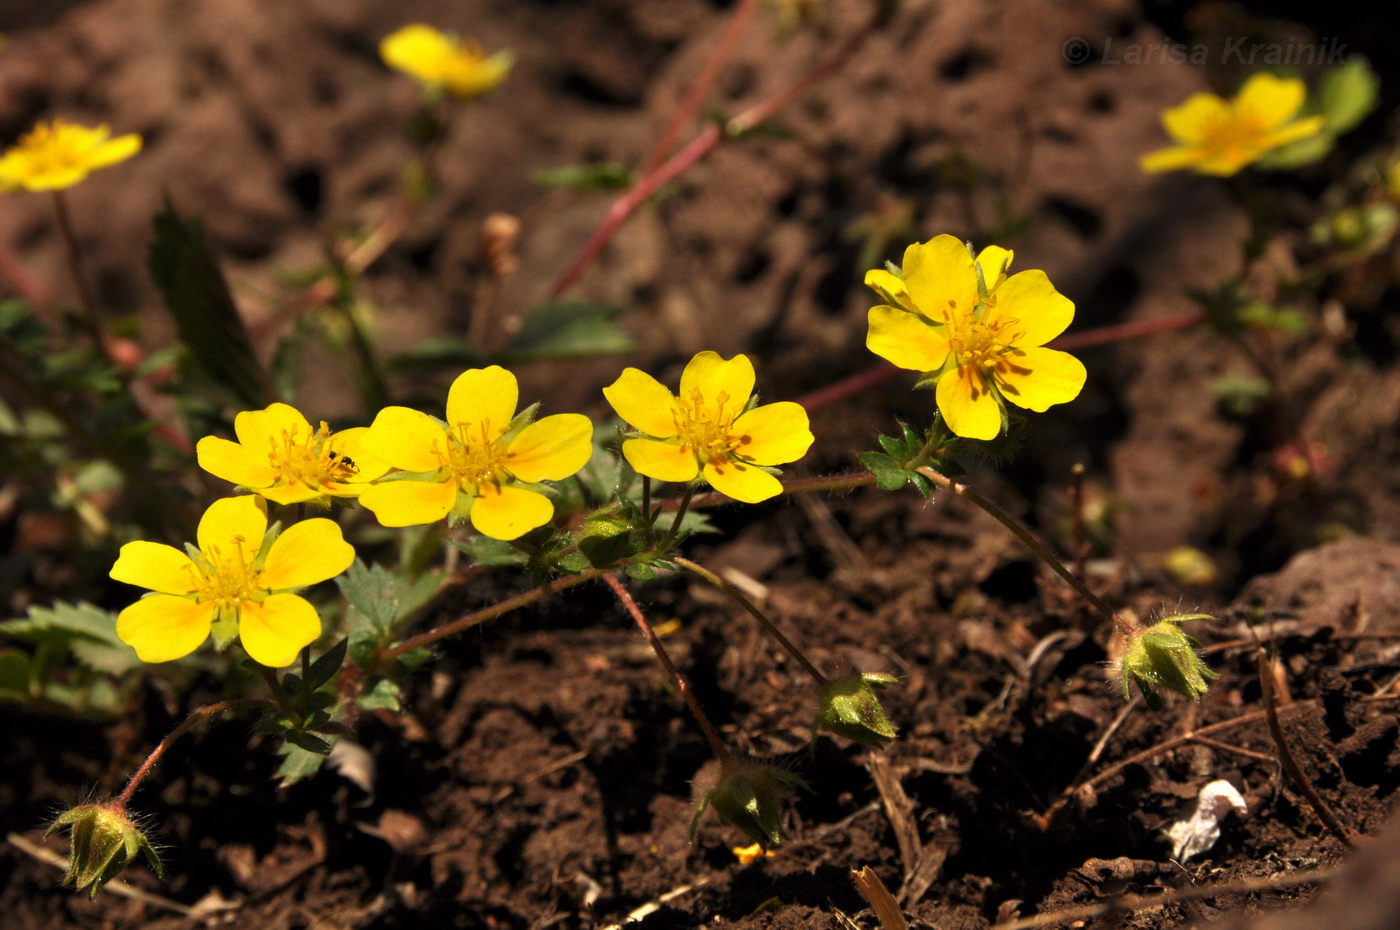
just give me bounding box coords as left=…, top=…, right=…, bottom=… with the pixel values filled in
left=857, top=421, right=944, bottom=495
left=1259, top=58, right=1379, bottom=170
left=1211, top=373, right=1273, bottom=418
left=693, top=761, right=810, bottom=849
left=533, top=162, right=634, bottom=191
left=147, top=198, right=270, bottom=408
left=0, top=602, right=140, bottom=713
left=501, top=301, right=635, bottom=363
left=1118, top=613, right=1218, bottom=711
left=47, top=804, right=162, bottom=899
left=815, top=672, right=899, bottom=748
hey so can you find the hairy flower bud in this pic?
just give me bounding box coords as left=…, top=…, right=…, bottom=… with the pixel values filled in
left=815, top=672, right=899, bottom=748
left=693, top=761, right=809, bottom=850
left=1118, top=613, right=1218, bottom=710
left=46, top=803, right=162, bottom=898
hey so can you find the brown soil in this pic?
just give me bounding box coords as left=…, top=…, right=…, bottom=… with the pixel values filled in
left=3, top=1, right=1400, bottom=929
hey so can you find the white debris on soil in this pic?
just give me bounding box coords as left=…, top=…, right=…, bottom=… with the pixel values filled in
left=1166, top=779, right=1249, bottom=861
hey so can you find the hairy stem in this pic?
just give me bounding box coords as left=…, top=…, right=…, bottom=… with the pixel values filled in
left=603, top=572, right=732, bottom=764
left=674, top=556, right=827, bottom=685
left=915, top=467, right=1135, bottom=637
left=115, top=698, right=274, bottom=808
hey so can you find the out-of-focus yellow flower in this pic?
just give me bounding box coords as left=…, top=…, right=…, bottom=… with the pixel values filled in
left=111, top=496, right=354, bottom=667
left=0, top=119, right=141, bottom=192
left=603, top=351, right=813, bottom=504
left=197, top=403, right=390, bottom=505
left=865, top=235, right=1085, bottom=441
left=1141, top=73, right=1325, bottom=176
left=359, top=366, right=593, bottom=539
left=380, top=24, right=513, bottom=99
left=731, top=842, right=775, bottom=865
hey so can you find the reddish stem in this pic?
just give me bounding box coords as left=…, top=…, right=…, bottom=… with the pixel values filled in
left=603, top=572, right=732, bottom=764
left=0, top=243, right=53, bottom=305
left=549, top=6, right=888, bottom=299
left=640, top=0, right=762, bottom=178
left=115, top=698, right=273, bottom=808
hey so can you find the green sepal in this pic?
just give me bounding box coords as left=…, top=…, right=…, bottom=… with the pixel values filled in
left=1118, top=613, right=1218, bottom=710
left=46, top=804, right=163, bottom=898
left=815, top=672, right=899, bottom=748
left=695, top=762, right=810, bottom=850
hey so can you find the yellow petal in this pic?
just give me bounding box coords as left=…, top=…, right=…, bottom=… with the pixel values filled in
left=622, top=438, right=699, bottom=483
left=1258, top=115, right=1327, bottom=150
left=867, top=305, right=951, bottom=372
left=679, top=352, right=754, bottom=422
left=703, top=460, right=782, bottom=503
left=975, top=245, right=1015, bottom=290
left=863, top=268, right=912, bottom=310
left=258, top=519, right=355, bottom=590
left=360, top=478, right=458, bottom=527
left=1140, top=145, right=1208, bottom=174
left=257, top=482, right=323, bottom=505
left=470, top=485, right=554, bottom=540
left=936, top=363, right=1001, bottom=440
left=115, top=595, right=214, bottom=663
left=446, top=366, right=518, bottom=442
left=380, top=24, right=453, bottom=80
left=197, top=495, right=267, bottom=557
left=902, top=235, right=978, bottom=323
left=110, top=541, right=198, bottom=595
left=504, top=413, right=594, bottom=482
left=1161, top=93, right=1230, bottom=145
left=234, top=403, right=314, bottom=455
left=238, top=594, right=321, bottom=668
left=443, top=48, right=514, bottom=98
left=363, top=406, right=447, bottom=473
left=731, top=402, right=813, bottom=466
left=87, top=133, right=142, bottom=170
left=1194, top=148, right=1261, bottom=177
left=603, top=368, right=679, bottom=438
left=989, top=269, right=1074, bottom=348
left=328, top=427, right=392, bottom=482
left=993, top=346, right=1087, bottom=412
left=1233, top=73, right=1305, bottom=129
left=196, top=436, right=278, bottom=489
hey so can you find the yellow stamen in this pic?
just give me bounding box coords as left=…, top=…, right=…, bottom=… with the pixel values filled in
left=261, top=422, right=360, bottom=491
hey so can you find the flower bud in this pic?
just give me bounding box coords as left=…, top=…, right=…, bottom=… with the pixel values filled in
left=1118, top=613, right=1218, bottom=710
left=46, top=803, right=162, bottom=898
left=693, top=761, right=809, bottom=850
left=815, top=672, right=899, bottom=748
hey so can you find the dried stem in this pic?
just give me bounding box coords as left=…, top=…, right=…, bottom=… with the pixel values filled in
left=674, top=555, right=827, bottom=685
left=115, top=698, right=274, bottom=808
left=604, top=572, right=732, bottom=764
left=1253, top=633, right=1359, bottom=847
left=916, top=467, right=1135, bottom=637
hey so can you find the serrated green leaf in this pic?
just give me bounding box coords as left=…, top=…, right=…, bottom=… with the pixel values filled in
left=450, top=535, right=529, bottom=566
left=357, top=678, right=402, bottom=712
left=555, top=551, right=593, bottom=574
left=147, top=197, right=269, bottom=408
left=501, top=301, right=635, bottom=363
left=0, top=602, right=140, bottom=676
left=276, top=739, right=331, bottom=785
left=626, top=562, right=658, bottom=581
left=335, top=561, right=400, bottom=637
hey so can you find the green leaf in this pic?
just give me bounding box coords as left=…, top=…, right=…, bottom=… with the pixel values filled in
left=626, top=562, right=658, bottom=581
left=305, top=639, right=348, bottom=692
left=0, top=649, right=32, bottom=700
left=450, top=536, right=528, bottom=567
left=335, top=561, right=401, bottom=637
left=357, top=678, right=402, bottom=712
left=285, top=730, right=333, bottom=755
left=0, top=602, right=140, bottom=675
left=276, top=739, right=331, bottom=785
left=856, top=451, right=908, bottom=491
left=501, top=301, right=635, bottom=363
left=532, top=162, right=634, bottom=191
left=147, top=197, right=269, bottom=408
left=1318, top=57, right=1379, bottom=135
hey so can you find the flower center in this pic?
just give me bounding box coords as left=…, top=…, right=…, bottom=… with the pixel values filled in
left=674, top=388, right=744, bottom=466
left=18, top=121, right=89, bottom=172
left=440, top=420, right=510, bottom=495
left=1199, top=111, right=1268, bottom=159
left=263, top=422, right=359, bottom=490
left=188, top=538, right=263, bottom=608
left=948, top=313, right=1023, bottom=369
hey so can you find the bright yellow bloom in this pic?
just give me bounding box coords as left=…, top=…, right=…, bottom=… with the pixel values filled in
left=865, top=235, right=1085, bottom=441
left=603, top=351, right=814, bottom=504
left=197, top=403, right=390, bottom=505
left=0, top=119, right=141, bottom=192
left=359, top=366, right=593, bottom=539
left=1140, top=73, right=1325, bottom=176
left=732, top=842, right=775, bottom=865
left=111, top=496, right=354, bottom=667
left=380, top=24, right=514, bottom=99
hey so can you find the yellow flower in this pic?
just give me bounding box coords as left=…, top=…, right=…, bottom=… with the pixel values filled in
left=197, top=403, right=390, bottom=505
left=864, top=235, right=1085, bottom=441
left=380, top=24, right=513, bottom=99
left=731, top=842, right=775, bottom=865
left=603, top=351, right=814, bottom=504
left=358, top=366, right=593, bottom=539
left=1140, top=73, right=1325, bottom=176
left=110, top=496, right=354, bottom=667
left=0, top=119, right=141, bottom=192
